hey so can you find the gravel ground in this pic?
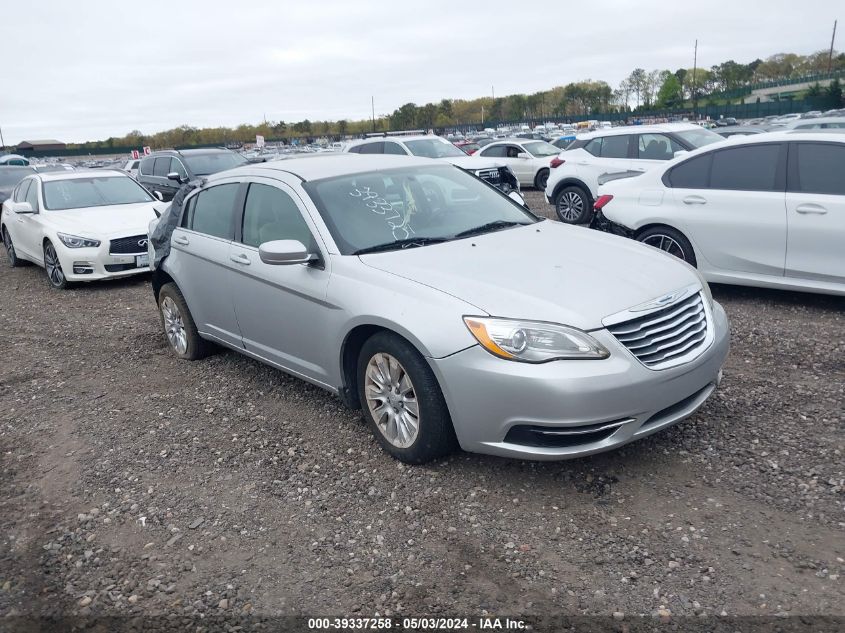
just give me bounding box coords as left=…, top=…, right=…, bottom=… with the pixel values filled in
left=0, top=200, right=843, bottom=631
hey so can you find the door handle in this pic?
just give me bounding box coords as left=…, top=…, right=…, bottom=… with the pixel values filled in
left=795, top=204, right=827, bottom=215
left=682, top=195, right=707, bottom=205
left=230, top=253, right=251, bottom=265
left=173, top=236, right=189, bottom=246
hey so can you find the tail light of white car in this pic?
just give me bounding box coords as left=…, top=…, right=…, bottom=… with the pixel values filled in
left=593, top=195, right=614, bottom=211
left=550, top=157, right=565, bottom=169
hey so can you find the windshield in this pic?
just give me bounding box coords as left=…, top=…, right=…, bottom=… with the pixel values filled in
left=404, top=139, right=466, bottom=159
left=43, top=175, right=153, bottom=210
left=303, top=165, right=538, bottom=255
left=183, top=152, right=247, bottom=176
left=0, top=168, right=36, bottom=188
left=674, top=128, right=725, bottom=148
left=523, top=141, right=561, bottom=157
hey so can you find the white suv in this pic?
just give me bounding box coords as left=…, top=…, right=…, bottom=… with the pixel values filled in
left=544, top=123, right=724, bottom=224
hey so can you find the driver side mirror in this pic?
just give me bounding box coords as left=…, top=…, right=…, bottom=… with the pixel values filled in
left=152, top=191, right=164, bottom=201
left=12, top=201, right=34, bottom=214
left=167, top=172, right=188, bottom=184
left=673, top=150, right=689, bottom=159
left=259, top=240, right=318, bottom=266
left=517, top=152, right=531, bottom=159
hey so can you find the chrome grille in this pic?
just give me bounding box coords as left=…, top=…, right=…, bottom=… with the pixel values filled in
left=607, top=292, right=710, bottom=369
left=475, top=168, right=501, bottom=184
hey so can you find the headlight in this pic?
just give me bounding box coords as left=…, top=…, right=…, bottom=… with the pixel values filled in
left=699, top=274, right=714, bottom=308
left=463, top=316, right=609, bottom=362
left=57, top=232, right=100, bottom=248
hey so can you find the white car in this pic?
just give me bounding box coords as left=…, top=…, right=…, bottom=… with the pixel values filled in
left=593, top=131, right=845, bottom=296
left=123, top=158, right=140, bottom=177
left=1, top=170, right=162, bottom=288
left=544, top=123, right=725, bottom=224
left=472, top=138, right=562, bottom=189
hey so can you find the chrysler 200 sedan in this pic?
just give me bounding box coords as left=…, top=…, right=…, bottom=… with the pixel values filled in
left=149, top=154, right=729, bottom=464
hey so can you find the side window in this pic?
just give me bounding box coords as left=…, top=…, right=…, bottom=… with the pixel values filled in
left=382, top=142, right=407, bottom=155
left=153, top=157, right=171, bottom=177
left=241, top=183, right=315, bottom=249
left=187, top=184, right=239, bottom=239
left=357, top=142, right=384, bottom=154
left=710, top=145, right=782, bottom=192
left=584, top=138, right=602, bottom=157
left=793, top=143, right=845, bottom=195
left=180, top=194, right=197, bottom=228
left=480, top=145, right=507, bottom=158
left=347, top=145, right=361, bottom=154
left=139, top=156, right=155, bottom=175
left=170, top=158, right=188, bottom=178
left=506, top=145, right=522, bottom=158
left=666, top=154, right=712, bottom=189
left=637, top=134, right=682, bottom=160
left=25, top=179, right=39, bottom=210
left=14, top=180, right=31, bottom=202
left=600, top=135, right=630, bottom=158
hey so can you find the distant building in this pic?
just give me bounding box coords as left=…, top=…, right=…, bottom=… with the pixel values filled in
left=16, top=139, right=67, bottom=154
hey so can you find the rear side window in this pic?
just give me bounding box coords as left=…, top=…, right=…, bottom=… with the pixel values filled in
left=600, top=135, right=630, bottom=158
left=666, top=154, right=712, bottom=188
left=584, top=138, right=602, bottom=156
left=356, top=142, right=384, bottom=154
left=139, top=156, right=154, bottom=175
left=186, top=183, right=239, bottom=239
left=710, top=145, right=782, bottom=191
left=793, top=143, right=845, bottom=195
left=153, top=157, right=171, bottom=177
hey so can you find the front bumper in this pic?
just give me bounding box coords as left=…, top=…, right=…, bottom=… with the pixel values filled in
left=55, top=242, right=150, bottom=282
left=429, top=301, right=730, bottom=460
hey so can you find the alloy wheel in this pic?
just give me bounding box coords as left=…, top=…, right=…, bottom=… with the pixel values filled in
left=161, top=296, right=188, bottom=354
left=557, top=191, right=584, bottom=222
left=44, top=243, right=65, bottom=286
left=642, top=234, right=687, bottom=261
left=364, top=352, right=420, bottom=449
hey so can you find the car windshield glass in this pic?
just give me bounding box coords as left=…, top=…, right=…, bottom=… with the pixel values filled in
left=182, top=152, right=247, bottom=176
left=43, top=176, right=153, bottom=210
left=303, top=165, right=538, bottom=255
left=403, top=139, right=466, bottom=158
left=0, top=168, right=36, bottom=187
left=522, top=141, right=560, bottom=157
left=674, top=128, right=725, bottom=148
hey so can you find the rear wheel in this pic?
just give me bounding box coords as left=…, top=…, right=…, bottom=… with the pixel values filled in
left=637, top=226, right=697, bottom=266
left=357, top=332, right=457, bottom=464
left=534, top=168, right=550, bottom=190
left=3, top=227, right=22, bottom=267
left=43, top=241, right=70, bottom=289
left=157, top=282, right=213, bottom=360
left=554, top=186, right=592, bottom=224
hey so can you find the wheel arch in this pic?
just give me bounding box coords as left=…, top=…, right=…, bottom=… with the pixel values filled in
left=550, top=177, right=594, bottom=203
left=151, top=267, right=176, bottom=301
left=633, top=222, right=700, bottom=263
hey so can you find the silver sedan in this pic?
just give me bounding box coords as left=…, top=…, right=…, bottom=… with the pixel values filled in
left=150, top=154, right=729, bottom=463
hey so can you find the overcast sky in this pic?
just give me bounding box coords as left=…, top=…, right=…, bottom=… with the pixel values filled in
left=1, top=0, right=839, bottom=144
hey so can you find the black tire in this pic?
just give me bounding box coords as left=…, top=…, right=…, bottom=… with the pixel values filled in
left=534, top=168, right=550, bottom=190
left=554, top=185, right=592, bottom=224
left=636, top=226, right=698, bottom=267
left=357, top=332, right=457, bottom=464
left=43, top=240, right=71, bottom=289
left=2, top=226, right=23, bottom=268
left=157, top=282, right=213, bottom=360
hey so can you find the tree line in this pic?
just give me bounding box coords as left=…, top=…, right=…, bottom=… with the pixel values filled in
left=67, top=49, right=845, bottom=151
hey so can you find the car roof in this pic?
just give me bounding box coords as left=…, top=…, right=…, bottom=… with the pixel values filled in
left=787, top=116, right=845, bottom=128
left=146, top=148, right=234, bottom=156
left=483, top=138, right=551, bottom=145
left=36, top=169, right=128, bottom=182
left=205, top=154, right=442, bottom=183
left=577, top=123, right=703, bottom=139
left=347, top=135, right=443, bottom=146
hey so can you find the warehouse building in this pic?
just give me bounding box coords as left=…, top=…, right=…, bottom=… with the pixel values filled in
left=16, top=139, right=67, bottom=154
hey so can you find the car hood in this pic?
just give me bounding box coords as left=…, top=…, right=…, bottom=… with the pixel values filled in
left=359, top=222, right=700, bottom=330
left=43, top=202, right=162, bottom=237
left=443, top=155, right=503, bottom=170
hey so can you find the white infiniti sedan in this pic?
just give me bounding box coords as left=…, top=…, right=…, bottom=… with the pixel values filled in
left=1, top=170, right=162, bottom=289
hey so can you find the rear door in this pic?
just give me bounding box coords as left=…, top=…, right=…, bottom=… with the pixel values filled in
left=153, top=157, right=179, bottom=200
left=581, top=134, right=633, bottom=175
left=784, top=142, right=845, bottom=284
left=227, top=178, right=334, bottom=384
left=169, top=182, right=243, bottom=346
left=666, top=143, right=787, bottom=276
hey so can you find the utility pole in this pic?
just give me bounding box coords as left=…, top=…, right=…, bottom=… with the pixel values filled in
left=492, top=86, right=495, bottom=100
left=828, top=20, right=838, bottom=73
left=0, top=124, right=5, bottom=150
left=481, top=104, right=484, bottom=125
left=371, top=96, right=376, bottom=133
left=692, top=39, right=699, bottom=119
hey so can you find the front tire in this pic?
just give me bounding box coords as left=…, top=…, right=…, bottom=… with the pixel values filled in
left=3, top=227, right=22, bottom=267
left=637, top=226, right=697, bottom=266
left=554, top=185, right=592, bottom=224
left=357, top=332, right=457, bottom=464
left=534, top=168, right=550, bottom=190
left=157, top=282, right=213, bottom=360
left=43, top=241, right=70, bottom=289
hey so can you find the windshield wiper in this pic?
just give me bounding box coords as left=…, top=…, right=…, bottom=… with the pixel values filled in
left=352, top=237, right=450, bottom=255
left=453, top=220, right=530, bottom=239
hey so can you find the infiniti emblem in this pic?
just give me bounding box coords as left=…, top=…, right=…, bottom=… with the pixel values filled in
left=137, top=238, right=148, bottom=247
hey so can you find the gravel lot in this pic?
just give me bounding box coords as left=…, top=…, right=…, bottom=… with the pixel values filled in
left=1, top=197, right=843, bottom=630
